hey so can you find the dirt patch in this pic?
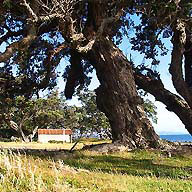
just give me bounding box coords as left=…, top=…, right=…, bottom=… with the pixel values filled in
left=82, top=142, right=132, bottom=153
left=82, top=141, right=192, bottom=155
left=165, top=145, right=192, bottom=157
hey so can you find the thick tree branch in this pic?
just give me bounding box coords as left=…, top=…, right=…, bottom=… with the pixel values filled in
left=0, top=25, right=36, bottom=63
left=50, top=43, right=69, bottom=60
left=21, top=0, right=38, bottom=22
left=169, top=19, right=192, bottom=108
left=184, top=30, right=192, bottom=87
left=39, top=13, right=64, bottom=22
left=134, top=71, right=192, bottom=134
left=76, top=14, right=121, bottom=53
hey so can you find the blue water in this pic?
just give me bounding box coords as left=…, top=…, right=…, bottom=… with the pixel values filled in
left=160, top=134, right=192, bottom=142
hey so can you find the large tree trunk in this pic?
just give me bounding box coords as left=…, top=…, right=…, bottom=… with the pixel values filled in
left=87, top=38, right=160, bottom=149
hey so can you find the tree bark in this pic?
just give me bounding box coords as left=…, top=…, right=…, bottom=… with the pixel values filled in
left=169, top=20, right=192, bottom=108
left=87, top=38, right=160, bottom=149
left=184, top=34, right=192, bottom=88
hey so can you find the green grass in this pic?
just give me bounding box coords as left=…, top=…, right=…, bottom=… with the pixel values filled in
left=57, top=150, right=192, bottom=179
left=0, top=142, right=192, bottom=192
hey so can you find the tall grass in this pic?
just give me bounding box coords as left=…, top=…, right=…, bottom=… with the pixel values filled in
left=0, top=146, right=192, bottom=192
left=0, top=150, right=85, bottom=192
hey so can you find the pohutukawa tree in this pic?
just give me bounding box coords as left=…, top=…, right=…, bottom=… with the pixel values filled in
left=3, top=0, right=191, bottom=147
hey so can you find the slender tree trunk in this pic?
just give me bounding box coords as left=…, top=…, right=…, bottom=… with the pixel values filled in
left=2, top=114, right=30, bottom=142
left=4, top=119, right=29, bottom=142
left=87, top=38, right=160, bottom=148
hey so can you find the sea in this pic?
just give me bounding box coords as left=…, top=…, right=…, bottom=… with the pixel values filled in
left=160, top=134, right=192, bottom=142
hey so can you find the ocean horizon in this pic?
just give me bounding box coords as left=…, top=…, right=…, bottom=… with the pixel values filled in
left=160, top=134, right=192, bottom=142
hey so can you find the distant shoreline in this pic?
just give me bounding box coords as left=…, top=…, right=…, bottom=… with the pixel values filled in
left=160, top=134, right=192, bottom=143
left=176, top=142, right=192, bottom=145
left=159, top=134, right=190, bottom=136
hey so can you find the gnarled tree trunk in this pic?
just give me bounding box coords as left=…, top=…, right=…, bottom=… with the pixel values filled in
left=87, top=38, right=160, bottom=149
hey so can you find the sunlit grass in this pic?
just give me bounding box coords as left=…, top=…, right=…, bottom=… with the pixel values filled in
left=0, top=139, right=111, bottom=151
left=0, top=142, right=192, bottom=192
left=0, top=141, right=81, bottom=150
left=57, top=150, right=192, bottom=179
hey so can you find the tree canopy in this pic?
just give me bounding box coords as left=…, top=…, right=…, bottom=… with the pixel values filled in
left=1, top=0, right=192, bottom=147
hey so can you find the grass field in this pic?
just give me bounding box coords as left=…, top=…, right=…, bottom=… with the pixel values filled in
left=0, top=141, right=192, bottom=192
left=0, top=138, right=111, bottom=150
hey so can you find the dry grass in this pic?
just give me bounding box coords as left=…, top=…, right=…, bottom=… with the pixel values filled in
left=0, top=141, right=80, bottom=150
left=0, top=139, right=111, bottom=151
left=0, top=150, right=83, bottom=192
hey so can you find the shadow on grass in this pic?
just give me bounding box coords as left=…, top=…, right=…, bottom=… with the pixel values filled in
left=56, top=153, right=192, bottom=179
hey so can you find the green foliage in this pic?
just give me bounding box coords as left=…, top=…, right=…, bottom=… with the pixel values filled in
left=3, top=0, right=13, bottom=9
left=143, top=99, right=158, bottom=124
left=0, top=91, right=78, bottom=140
left=129, top=0, right=192, bottom=65
left=0, top=86, right=158, bottom=140
left=76, top=91, right=111, bottom=139
left=139, top=90, right=158, bottom=124
left=0, top=89, right=110, bottom=140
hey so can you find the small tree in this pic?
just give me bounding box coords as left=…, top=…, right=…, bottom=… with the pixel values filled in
left=0, top=91, right=76, bottom=142
left=143, top=99, right=158, bottom=124
left=77, top=91, right=111, bottom=139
